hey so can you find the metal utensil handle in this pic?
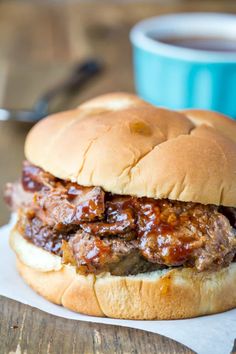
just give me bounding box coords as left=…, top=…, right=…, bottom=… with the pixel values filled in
left=33, top=59, right=103, bottom=116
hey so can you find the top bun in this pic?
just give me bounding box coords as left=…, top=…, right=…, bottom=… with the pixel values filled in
left=25, top=93, right=236, bottom=206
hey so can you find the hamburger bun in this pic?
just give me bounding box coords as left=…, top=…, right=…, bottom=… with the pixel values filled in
left=11, top=228, right=236, bottom=319
left=25, top=93, right=236, bottom=206
left=9, top=93, right=236, bottom=319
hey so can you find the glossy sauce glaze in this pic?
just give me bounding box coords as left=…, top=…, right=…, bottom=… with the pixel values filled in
left=12, top=162, right=236, bottom=274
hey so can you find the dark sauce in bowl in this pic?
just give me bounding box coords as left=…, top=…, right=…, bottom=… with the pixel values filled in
left=151, top=36, right=236, bottom=52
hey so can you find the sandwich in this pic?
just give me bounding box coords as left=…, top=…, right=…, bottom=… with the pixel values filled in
left=4, top=92, right=236, bottom=319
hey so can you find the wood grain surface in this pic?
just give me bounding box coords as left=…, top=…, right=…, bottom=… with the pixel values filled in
left=0, top=296, right=194, bottom=354
left=0, top=1, right=235, bottom=353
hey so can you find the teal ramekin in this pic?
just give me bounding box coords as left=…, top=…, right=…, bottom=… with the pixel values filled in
left=130, top=13, right=236, bottom=118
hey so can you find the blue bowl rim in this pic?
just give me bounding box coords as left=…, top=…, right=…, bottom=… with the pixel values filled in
left=130, top=12, right=236, bottom=63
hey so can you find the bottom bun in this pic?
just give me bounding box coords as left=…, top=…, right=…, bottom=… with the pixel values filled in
left=11, top=229, right=236, bottom=319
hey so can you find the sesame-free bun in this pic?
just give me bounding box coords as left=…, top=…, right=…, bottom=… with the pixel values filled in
left=182, top=108, right=236, bottom=143
left=25, top=92, right=236, bottom=206
left=13, top=94, right=236, bottom=319
left=11, top=229, right=236, bottom=319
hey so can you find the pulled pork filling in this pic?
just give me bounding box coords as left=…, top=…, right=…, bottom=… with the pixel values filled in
left=5, top=161, right=236, bottom=275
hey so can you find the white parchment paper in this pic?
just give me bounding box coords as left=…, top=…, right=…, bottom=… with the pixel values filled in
left=0, top=217, right=235, bottom=354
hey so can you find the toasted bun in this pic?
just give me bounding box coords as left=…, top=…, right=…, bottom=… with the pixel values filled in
left=10, top=229, right=236, bottom=319
left=25, top=92, right=236, bottom=206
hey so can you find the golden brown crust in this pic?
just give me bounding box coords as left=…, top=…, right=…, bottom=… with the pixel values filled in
left=16, top=257, right=236, bottom=320
left=61, top=273, right=104, bottom=316
left=25, top=92, right=236, bottom=206
left=79, top=92, right=149, bottom=111
left=17, top=258, right=75, bottom=305
left=12, top=229, right=236, bottom=320
left=17, top=259, right=104, bottom=316
left=95, top=265, right=236, bottom=319
left=182, top=109, right=236, bottom=143
left=17, top=94, right=236, bottom=318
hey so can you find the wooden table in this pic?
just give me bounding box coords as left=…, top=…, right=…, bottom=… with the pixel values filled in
left=1, top=1, right=236, bottom=353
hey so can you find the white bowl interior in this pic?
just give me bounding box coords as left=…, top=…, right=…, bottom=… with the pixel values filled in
left=144, top=13, right=236, bottom=40
left=130, top=13, right=236, bottom=61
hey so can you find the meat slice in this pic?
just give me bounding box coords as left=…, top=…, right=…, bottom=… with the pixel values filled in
left=106, top=196, right=136, bottom=223
left=71, top=186, right=105, bottom=221
left=67, top=231, right=162, bottom=275
left=18, top=215, right=70, bottom=256
left=80, top=220, right=135, bottom=237
left=78, top=195, right=137, bottom=238
left=22, top=161, right=56, bottom=192
left=137, top=199, right=236, bottom=271
left=4, top=182, right=33, bottom=211
left=7, top=162, right=236, bottom=275
left=79, top=195, right=137, bottom=238
left=36, top=189, right=75, bottom=229
left=35, top=185, right=105, bottom=230
left=194, top=212, right=236, bottom=271
left=21, top=162, right=106, bottom=229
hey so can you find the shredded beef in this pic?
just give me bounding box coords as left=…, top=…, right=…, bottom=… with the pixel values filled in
left=35, top=185, right=105, bottom=230
left=4, top=182, right=33, bottom=210
left=80, top=220, right=135, bottom=237
left=5, top=161, right=236, bottom=275
left=67, top=231, right=163, bottom=275
left=136, top=199, right=236, bottom=270
left=22, top=161, right=56, bottom=192
left=17, top=214, right=70, bottom=256
left=20, top=161, right=106, bottom=229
